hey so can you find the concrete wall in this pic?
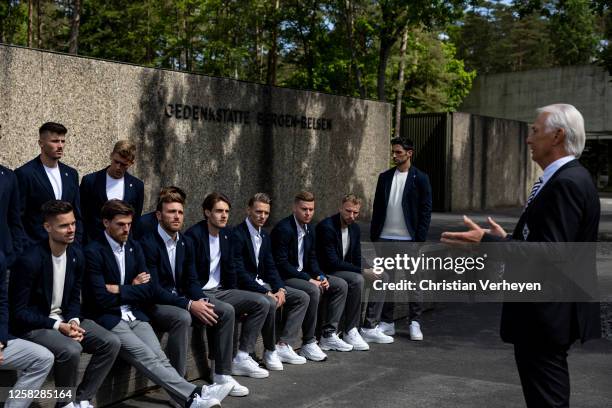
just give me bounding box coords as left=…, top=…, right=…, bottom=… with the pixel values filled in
left=449, top=113, right=539, bottom=211
left=0, top=44, right=391, bottom=226
left=460, top=65, right=612, bottom=135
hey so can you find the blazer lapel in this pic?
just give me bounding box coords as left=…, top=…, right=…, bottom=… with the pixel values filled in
left=33, top=157, right=56, bottom=199
left=154, top=233, right=174, bottom=282
left=332, top=214, right=343, bottom=259
left=402, top=166, right=416, bottom=204
left=61, top=247, right=77, bottom=309
left=202, top=224, right=211, bottom=267
left=124, top=242, right=136, bottom=282
left=383, top=170, right=394, bottom=205
left=123, top=173, right=136, bottom=204
left=175, top=237, right=186, bottom=283
left=42, top=249, right=54, bottom=306
left=242, top=223, right=257, bottom=267
left=102, top=241, right=122, bottom=283
left=94, top=169, right=108, bottom=202
left=59, top=163, right=72, bottom=201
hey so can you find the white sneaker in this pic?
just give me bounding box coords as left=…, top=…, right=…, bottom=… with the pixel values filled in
left=320, top=333, right=353, bottom=352
left=62, top=403, right=75, bottom=408
left=190, top=394, right=220, bottom=408
left=231, top=355, right=270, bottom=378
left=359, top=327, right=394, bottom=344
left=213, top=374, right=249, bottom=397
left=409, top=321, right=423, bottom=341
left=378, top=321, right=395, bottom=336
left=78, top=401, right=94, bottom=408
left=343, top=328, right=369, bottom=351
left=200, top=383, right=233, bottom=404
left=263, top=349, right=284, bottom=371
left=299, top=342, right=327, bottom=361
left=276, top=343, right=307, bottom=364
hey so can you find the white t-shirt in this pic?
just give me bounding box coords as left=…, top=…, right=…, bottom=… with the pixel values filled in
left=380, top=169, right=412, bottom=240
left=341, top=227, right=350, bottom=258
left=203, top=234, right=221, bottom=290
left=44, top=164, right=62, bottom=200
left=49, top=251, right=67, bottom=328
left=106, top=173, right=125, bottom=200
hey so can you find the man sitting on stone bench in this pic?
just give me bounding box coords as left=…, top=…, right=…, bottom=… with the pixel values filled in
left=185, top=192, right=269, bottom=382
left=82, top=199, right=232, bottom=408
left=9, top=200, right=121, bottom=408
left=140, top=190, right=249, bottom=397
left=231, top=193, right=310, bottom=370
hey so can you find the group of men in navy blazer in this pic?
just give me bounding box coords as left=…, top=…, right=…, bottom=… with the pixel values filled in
left=0, top=120, right=432, bottom=408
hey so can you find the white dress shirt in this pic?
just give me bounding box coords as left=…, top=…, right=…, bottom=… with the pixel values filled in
left=104, top=231, right=136, bottom=321
left=203, top=234, right=221, bottom=290
left=43, top=164, right=62, bottom=200
left=246, top=217, right=265, bottom=285
left=380, top=169, right=412, bottom=240
left=157, top=225, right=178, bottom=289
left=105, top=173, right=125, bottom=200
left=293, top=216, right=307, bottom=272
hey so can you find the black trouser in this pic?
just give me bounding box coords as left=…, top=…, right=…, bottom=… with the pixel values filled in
left=514, top=343, right=571, bottom=408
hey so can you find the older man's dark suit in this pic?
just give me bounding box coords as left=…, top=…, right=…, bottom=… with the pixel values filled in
left=483, top=160, right=600, bottom=407
left=15, top=156, right=83, bottom=245
left=9, top=241, right=120, bottom=403
left=0, top=165, right=26, bottom=268
left=80, top=168, right=144, bottom=242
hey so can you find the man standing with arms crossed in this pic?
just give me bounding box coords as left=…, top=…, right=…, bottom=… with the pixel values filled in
left=369, top=137, right=432, bottom=341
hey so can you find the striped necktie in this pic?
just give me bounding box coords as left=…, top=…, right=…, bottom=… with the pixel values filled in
left=525, top=177, right=543, bottom=209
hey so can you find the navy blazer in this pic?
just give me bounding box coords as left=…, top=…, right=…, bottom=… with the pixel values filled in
left=15, top=156, right=83, bottom=245
left=0, top=251, right=14, bottom=346
left=139, top=231, right=203, bottom=309
left=271, top=215, right=324, bottom=281
left=483, top=160, right=601, bottom=346
left=9, top=241, right=83, bottom=336
left=315, top=213, right=362, bottom=274
left=80, top=168, right=144, bottom=242
left=184, top=220, right=237, bottom=290
left=83, top=236, right=153, bottom=330
left=0, top=165, right=26, bottom=267
left=370, top=166, right=432, bottom=242
left=132, top=211, right=158, bottom=241
left=231, top=221, right=284, bottom=293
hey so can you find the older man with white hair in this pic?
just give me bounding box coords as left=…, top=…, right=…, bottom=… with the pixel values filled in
left=441, top=104, right=601, bottom=408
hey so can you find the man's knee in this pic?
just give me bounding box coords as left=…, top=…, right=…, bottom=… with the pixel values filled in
left=215, top=301, right=235, bottom=325
left=57, top=341, right=82, bottom=364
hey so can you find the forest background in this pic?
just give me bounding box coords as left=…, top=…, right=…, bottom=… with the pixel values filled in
left=1, top=0, right=611, bottom=136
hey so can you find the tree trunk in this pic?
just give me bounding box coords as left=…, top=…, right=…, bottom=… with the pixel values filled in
left=68, top=0, right=81, bottom=54
left=36, top=0, right=41, bottom=48
left=393, top=26, right=409, bottom=137
left=377, top=35, right=393, bottom=101
left=266, top=0, right=280, bottom=86
left=28, top=0, right=33, bottom=47
left=344, top=0, right=365, bottom=98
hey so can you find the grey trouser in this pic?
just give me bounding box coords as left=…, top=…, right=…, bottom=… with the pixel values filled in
left=192, top=291, right=234, bottom=376
left=111, top=320, right=196, bottom=405
left=285, top=275, right=348, bottom=340
left=363, top=270, right=389, bottom=329
left=149, top=304, right=192, bottom=377
left=328, top=270, right=365, bottom=332
left=204, top=288, right=268, bottom=354
left=261, top=284, right=309, bottom=348
left=24, top=319, right=121, bottom=403
left=2, top=338, right=54, bottom=408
